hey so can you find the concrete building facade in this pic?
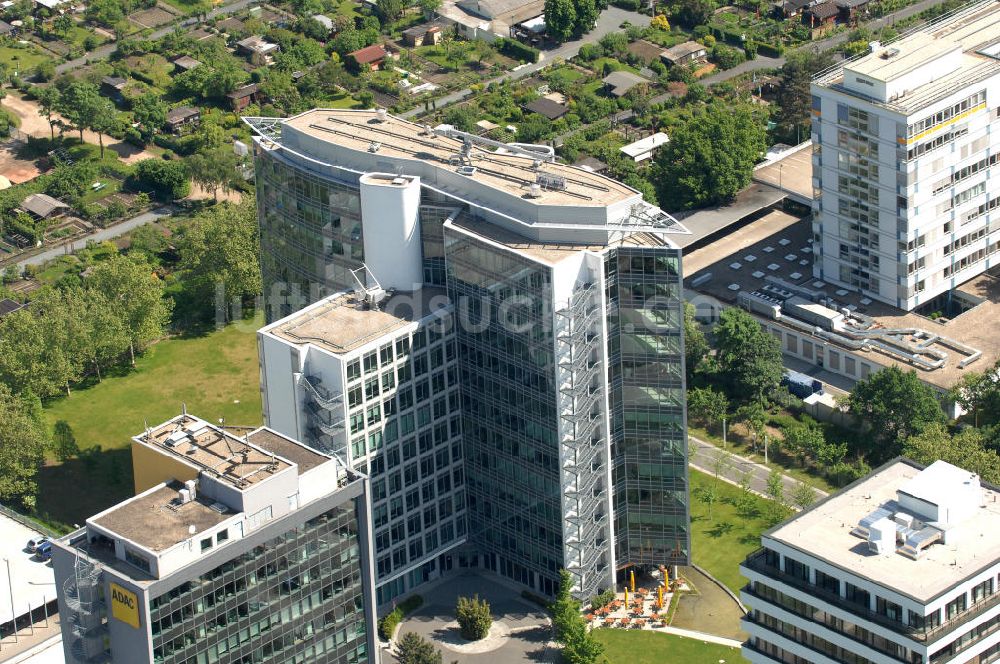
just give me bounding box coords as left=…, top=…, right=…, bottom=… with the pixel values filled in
left=51, top=415, right=378, bottom=664
left=247, top=109, right=691, bottom=602
left=811, top=0, right=1000, bottom=311
left=741, top=459, right=1000, bottom=664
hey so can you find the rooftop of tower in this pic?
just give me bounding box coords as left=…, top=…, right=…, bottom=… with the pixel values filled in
left=813, top=0, right=1000, bottom=114
left=257, top=109, right=641, bottom=207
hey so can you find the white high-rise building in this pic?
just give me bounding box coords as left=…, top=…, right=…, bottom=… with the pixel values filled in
left=741, top=459, right=1000, bottom=664
left=811, top=0, right=1000, bottom=311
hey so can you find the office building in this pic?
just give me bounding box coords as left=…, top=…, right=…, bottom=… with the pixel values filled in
left=741, top=459, right=1000, bottom=664
left=811, top=0, right=1000, bottom=311
left=247, top=109, right=691, bottom=601
left=51, top=414, right=378, bottom=664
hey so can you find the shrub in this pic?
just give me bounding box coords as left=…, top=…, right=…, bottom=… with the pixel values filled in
left=378, top=608, right=403, bottom=641
left=456, top=594, right=491, bottom=640
left=588, top=589, right=615, bottom=610
left=497, top=37, right=540, bottom=63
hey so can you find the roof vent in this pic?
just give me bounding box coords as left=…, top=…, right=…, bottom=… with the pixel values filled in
left=209, top=502, right=229, bottom=514
left=368, top=141, right=381, bottom=153
left=526, top=183, right=542, bottom=198
left=457, top=166, right=477, bottom=176
left=375, top=108, right=388, bottom=123
left=869, top=40, right=880, bottom=53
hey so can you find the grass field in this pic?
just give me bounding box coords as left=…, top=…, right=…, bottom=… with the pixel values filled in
left=38, top=318, right=263, bottom=527
left=689, top=468, right=786, bottom=594
left=0, top=45, right=52, bottom=75
left=593, top=629, right=744, bottom=664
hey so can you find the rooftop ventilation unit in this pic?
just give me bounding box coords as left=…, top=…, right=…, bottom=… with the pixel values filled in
left=367, top=141, right=381, bottom=153
left=456, top=165, right=477, bottom=176
left=209, top=502, right=229, bottom=514
left=350, top=264, right=387, bottom=309
left=537, top=173, right=567, bottom=191
left=375, top=108, right=388, bottom=123
left=526, top=183, right=542, bottom=198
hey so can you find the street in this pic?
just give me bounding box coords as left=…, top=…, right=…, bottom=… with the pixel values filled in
left=12, top=206, right=175, bottom=271
left=688, top=433, right=828, bottom=505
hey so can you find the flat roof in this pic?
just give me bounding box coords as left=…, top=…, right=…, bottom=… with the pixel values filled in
left=751, top=142, right=813, bottom=201
left=246, top=428, right=328, bottom=473
left=765, top=459, right=1000, bottom=601
left=137, top=416, right=292, bottom=489
left=270, top=286, right=449, bottom=354
left=92, top=482, right=231, bottom=554
left=0, top=513, right=55, bottom=625
left=620, top=132, right=669, bottom=158
left=814, top=0, right=1000, bottom=114
left=672, top=183, right=787, bottom=250
left=279, top=109, right=638, bottom=207
left=683, top=213, right=1000, bottom=390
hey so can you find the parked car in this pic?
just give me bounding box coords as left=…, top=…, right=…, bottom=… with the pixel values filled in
left=35, top=540, right=53, bottom=561
left=26, top=536, right=49, bottom=553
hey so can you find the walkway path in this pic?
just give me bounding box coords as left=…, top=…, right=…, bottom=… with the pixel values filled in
left=10, top=206, right=175, bottom=271
left=401, top=7, right=651, bottom=119
left=688, top=434, right=828, bottom=504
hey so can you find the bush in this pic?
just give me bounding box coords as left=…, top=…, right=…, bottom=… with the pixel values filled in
left=456, top=595, right=492, bottom=640
left=132, top=159, right=189, bottom=201
left=610, top=0, right=640, bottom=9
left=377, top=594, right=423, bottom=641
left=497, top=37, right=540, bottom=63
left=752, top=40, right=784, bottom=58
left=589, top=589, right=616, bottom=610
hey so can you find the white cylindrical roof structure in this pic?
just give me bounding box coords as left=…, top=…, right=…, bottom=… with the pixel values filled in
left=359, top=173, right=423, bottom=291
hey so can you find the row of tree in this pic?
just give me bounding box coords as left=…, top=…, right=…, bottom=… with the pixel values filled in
left=0, top=253, right=172, bottom=400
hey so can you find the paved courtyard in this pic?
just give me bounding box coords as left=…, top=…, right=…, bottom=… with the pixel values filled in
left=387, top=573, right=556, bottom=664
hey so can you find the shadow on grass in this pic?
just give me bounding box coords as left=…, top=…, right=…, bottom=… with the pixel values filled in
left=36, top=446, right=134, bottom=528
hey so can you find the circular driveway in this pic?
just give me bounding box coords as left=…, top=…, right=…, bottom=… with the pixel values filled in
left=389, top=573, right=555, bottom=664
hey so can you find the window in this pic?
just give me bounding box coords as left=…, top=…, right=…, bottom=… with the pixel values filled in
left=395, top=338, right=410, bottom=357
left=380, top=344, right=393, bottom=366
left=877, top=596, right=903, bottom=623
left=784, top=557, right=809, bottom=581
left=365, top=377, right=380, bottom=401
left=946, top=594, right=967, bottom=620
left=216, top=529, right=229, bottom=544
left=201, top=537, right=213, bottom=552
left=347, top=359, right=361, bottom=382
left=846, top=582, right=869, bottom=609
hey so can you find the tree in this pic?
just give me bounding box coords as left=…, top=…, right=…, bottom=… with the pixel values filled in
left=134, top=158, right=190, bottom=200
left=675, top=0, right=714, bottom=27
left=176, top=196, right=262, bottom=322
left=790, top=482, right=817, bottom=510
left=951, top=359, right=1000, bottom=428
left=52, top=419, right=79, bottom=462
left=545, top=0, right=576, bottom=42
left=574, top=0, right=598, bottom=35
left=713, top=308, right=783, bottom=405
left=87, top=254, right=172, bottom=364
left=55, top=80, right=101, bottom=142
left=688, top=386, right=728, bottom=430
left=53, top=13, right=73, bottom=36
left=34, top=85, right=61, bottom=140
left=683, top=302, right=709, bottom=378
left=396, top=632, right=443, bottom=664
left=653, top=104, right=766, bottom=209
left=775, top=50, right=834, bottom=144
left=846, top=366, right=946, bottom=459
left=549, top=569, right=603, bottom=664
left=455, top=595, right=491, bottom=640
left=0, top=385, right=49, bottom=510
left=904, top=423, right=1000, bottom=485
left=376, top=0, right=403, bottom=21
left=782, top=421, right=824, bottom=466
left=131, top=95, right=168, bottom=139
left=765, top=469, right=784, bottom=506
left=188, top=147, right=241, bottom=202
left=419, top=0, right=441, bottom=16
left=88, top=96, right=120, bottom=159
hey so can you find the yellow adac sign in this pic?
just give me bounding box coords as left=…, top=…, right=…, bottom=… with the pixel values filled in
left=110, top=582, right=140, bottom=629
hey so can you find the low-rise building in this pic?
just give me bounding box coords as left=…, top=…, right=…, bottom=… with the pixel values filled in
left=601, top=70, right=650, bottom=97
left=227, top=83, right=260, bottom=111
left=20, top=193, right=69, bottom=219
left=619, top=132, right=669, bottom=163
left=51, top=414, right=379, bottom=664
left=99, top=76, right=127, bottom=103
left=236, top=35, right=279, bottom=62
left=742, top=459, right=1000, bottom=664
left=523, top=97, right=569, bottom=120
left=164, top=106, right=201, bottom=134
left=170, top=55, right=201, bottom=72
left=347, top=44, right=388, bottom=70
left=660, top=41, right=708, bottom=67
left=401, top=19, right=447, bottom=46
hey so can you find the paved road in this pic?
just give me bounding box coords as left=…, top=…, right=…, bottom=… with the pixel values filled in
left=401, top=6, right=651, bottom=118
left=12, top=206, right=175, bottom=271
left=689, top=434, right=827, bottom=506
left=54, top=0, right=260, bottom=74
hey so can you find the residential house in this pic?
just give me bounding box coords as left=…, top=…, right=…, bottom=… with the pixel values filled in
left=20, top=193, right=69, bottom=219
left=602, top=70, right=650, bottom=97
left=165, top=106, right=201, bottom=134
left=834, top=0, right=870, bottom=22
left=574, top=156, right=609, bottom=174
left=100, top=76, right=127, bottom=103
left=619, top=132, right=669, bottom=163
left=0, top=298, right=25, bottom=319
left=226, top=83, right=260, bottom=111
left=523, top=97, right=569, bottom=120
left=660, top=41, right=708, bottom=67
left=775, top=0, right=811, bottom=18
left=216, top=16, right=245, bottom=34
left=347, top=44, right=388, bottom=71
left=627, top=39, right=667, bottom=65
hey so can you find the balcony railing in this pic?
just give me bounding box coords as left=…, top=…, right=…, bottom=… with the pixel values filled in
left=743, top=548, right=1000, bottom=644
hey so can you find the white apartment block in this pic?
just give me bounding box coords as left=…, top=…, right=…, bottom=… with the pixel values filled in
left=741, top=459, right=1000, bottom=664
left=811, top=0, right=1000, bottom=311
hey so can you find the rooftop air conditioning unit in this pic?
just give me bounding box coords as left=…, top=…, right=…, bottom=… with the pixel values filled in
left=376, top=108, right=388, bottom=123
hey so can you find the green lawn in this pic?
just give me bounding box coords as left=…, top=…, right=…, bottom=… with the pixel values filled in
left=38, top=318, right=263, bottom=527
left=593, top=628, right=745, bottom=664
left=588, top=57, right=642, bottom=76
left=690, top=467, right=786, bottom=594
left=0, top=45, right=52, bottom=76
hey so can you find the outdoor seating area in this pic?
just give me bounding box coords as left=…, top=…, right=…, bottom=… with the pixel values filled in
left=584, top=584, right=685, bottom=631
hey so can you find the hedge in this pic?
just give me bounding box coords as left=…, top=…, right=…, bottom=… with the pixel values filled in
left=751, top=40, right=785, bottom=57
left=377, top=594, right=424, bottom=641
left=498, top=37, right=540, bottom=63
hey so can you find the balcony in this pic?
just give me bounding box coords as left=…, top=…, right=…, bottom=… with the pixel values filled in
left=743, top=548, right=1000, bottom=644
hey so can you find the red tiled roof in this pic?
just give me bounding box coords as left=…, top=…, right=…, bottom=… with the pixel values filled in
left=349, top=44, right=388, bottom=64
